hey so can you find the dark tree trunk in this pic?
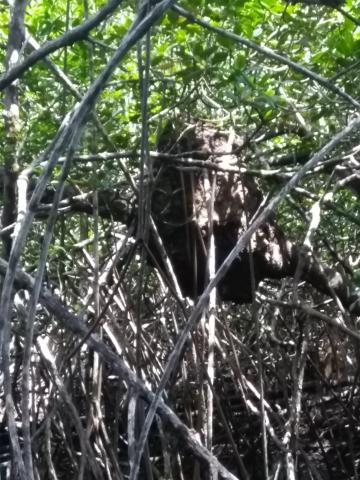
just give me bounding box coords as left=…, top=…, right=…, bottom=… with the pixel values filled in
left=152, top=121, right=360, bottom=312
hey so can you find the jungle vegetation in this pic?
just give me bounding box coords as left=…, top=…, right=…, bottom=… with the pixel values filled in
left=1, top=0, right=360, bottom=479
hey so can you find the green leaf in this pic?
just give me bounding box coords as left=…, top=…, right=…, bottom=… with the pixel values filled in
left=353, top=270, right=360, bottom=287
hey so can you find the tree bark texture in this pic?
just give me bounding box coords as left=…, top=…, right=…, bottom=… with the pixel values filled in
left=2, top=0, right=27, bottom=258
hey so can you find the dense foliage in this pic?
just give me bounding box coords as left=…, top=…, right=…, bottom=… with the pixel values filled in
left=1, top=0, right=360, bottom=479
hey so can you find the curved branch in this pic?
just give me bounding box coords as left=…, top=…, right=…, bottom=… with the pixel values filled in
left=172, top=4, right=360, bottom=110
left=0, top=0, right=124, bottom=91
left=0, top=258, right=238, bottom=480
left=0, top=0, right=179, bottom=360
left=287, top=243, right=360, bottom=315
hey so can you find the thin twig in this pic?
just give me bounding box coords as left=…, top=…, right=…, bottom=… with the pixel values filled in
left=172, top=4, right=360, bottom=110
left=132, top=103, right=360, bottom=479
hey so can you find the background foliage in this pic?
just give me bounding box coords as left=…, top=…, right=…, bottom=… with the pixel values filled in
left=1, top=0, right=360, bottom=479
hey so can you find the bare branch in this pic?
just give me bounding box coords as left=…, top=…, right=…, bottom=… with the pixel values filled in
left=0, top=0, right=124, bottom=91
left=172, top=4, right=360, bottom=110
left=0, top=0, right=179, bottom=365
left=134, top=112, right=360, bottom=476
left=0, top=257, right=239, bottom=480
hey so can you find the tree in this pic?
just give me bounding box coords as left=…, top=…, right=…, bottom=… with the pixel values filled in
left=1, top=0, right=360, bottom=478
